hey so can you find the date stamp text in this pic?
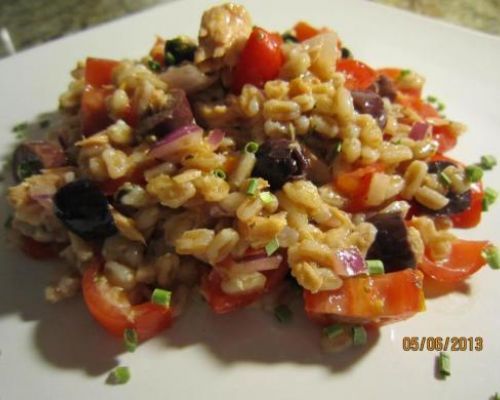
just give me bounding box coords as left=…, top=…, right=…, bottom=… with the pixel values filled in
left=402, top=336, right=483, bottom=352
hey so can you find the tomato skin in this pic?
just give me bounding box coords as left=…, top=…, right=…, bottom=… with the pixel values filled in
left=304, top=269, right=425, bottom=325
left=450, top=183, right=483, bottom=228
left=337, top=59, right=377, bottom=91
left=418, top=240, right=489, bottom=282
left=81, top=86, right=114, bottom=136
left=231, top=27, right=283, bottom=94
left=334, top=163, right=384, bottom=212
left=294, top=21, right=320, bottom=42
left=82, top=261, right=173, bottom=340
left=432, top=124, right=457, bottom=153
left=201, top=256, right=289, bottom=314
left=84, top=58, right=119, bottom=87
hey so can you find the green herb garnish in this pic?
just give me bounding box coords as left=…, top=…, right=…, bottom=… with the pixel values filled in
left=147, top=59, right=161, bottom=72
left=259, top=191, right=276, bottom=204
left=323, top=324, right=344, bottom=339
left=108, top=366, right=130, bottom=385
left=165, top=37, right=196, bottom=65
left=265, top=238, right=279, bottom=256
left=123, top=328, right=138, bottom=353
left=438, top=352, right=451, bottom=377
left=367, top=259, right=384, bottom=275
left=482, top=246, right=500, bottom=269
left=352, top=326, right=368, bottom=346
left=213, top=168, right=227, bottom=180
left=246, top=178, right=258, bottom=195
left=151, top=288, right=172, bottom=307
left=16, top=160, right=42, bottom=181
left=244, top=141, right=259, bottom=154
left=480, top=155, right=497, bottom=170
left=464, top=165, right=483, bottom=183
left=438, top=171, right=452, bottom=187
left=482, top=187, right=498, bottom=211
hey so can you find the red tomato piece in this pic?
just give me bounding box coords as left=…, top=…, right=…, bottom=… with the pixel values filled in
left=21, top=236, right=60, bottom=260
left=432, top=124, right=457, bottom=153
left=376, top=68, right=421, bottom=97
left=231, top=27, right=283, bottom=94
left=84, top=57, right=119, bottom=87
left=334, top=163, right=384, bottom=212
left=418, top=240, right=489, bottom=282
left=81, top=86, right=114, bottom=136
left=201, top=256, right=289, bottom=314
left=304, top=269, right=426, bottom=325
left=337, top=59, right=377, bottom=91
left=82, top=260, right=173, bottom=340
left=450, top=183, right=483, bottom=228
left=398, top=94, right=439, bottom=119
left=294, top=21, right=320, bottom=42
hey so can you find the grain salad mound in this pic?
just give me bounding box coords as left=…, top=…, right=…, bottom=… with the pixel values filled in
left=6, top=3, right=498, bottom=351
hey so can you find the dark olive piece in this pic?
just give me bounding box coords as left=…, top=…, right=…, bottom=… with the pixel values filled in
left=54, top=179, right=117, bottom=241
left=368, top=75, right=397, bottom=102
left=366, top=212, right=416, bottom=272
left=164, top=37, right=197, bottom=65
left=252, top=139, right=309, bottom=190
left=351, top=90, right=387, bottom=129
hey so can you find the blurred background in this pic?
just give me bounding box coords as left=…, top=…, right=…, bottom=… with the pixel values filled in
left=1, top=0, right=499, bottom=58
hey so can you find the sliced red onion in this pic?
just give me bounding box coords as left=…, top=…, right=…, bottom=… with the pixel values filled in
left=206, top=129, right=226, bottom=150
left=149, top=124, right=203, bottom=160
left=160, top=64, right=217, bottom=94
left=332, top=247, right=367, bottom=277
left=223, top=254, right=283, bottom=275
left=409, top=122, right=430, bottom=141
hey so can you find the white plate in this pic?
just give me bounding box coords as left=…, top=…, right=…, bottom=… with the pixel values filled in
left=1, top=0, right=499, bottom=398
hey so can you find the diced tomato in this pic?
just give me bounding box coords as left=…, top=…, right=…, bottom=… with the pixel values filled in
left=81, top=86, right=114, bottom=136
left=231, top=27, right=284, bottom=94
left=21, top=236, right=60, bottom=260
left=334, top=163, right=384, bottom=212
left=82, top=260, right=173, bottom=340
left=398, top=94, right=439, bottom=119
left=418, top=240, right=489, bottom=282
left=201, top=255, right=289, bottom=314
left=432, top=124, right=457, bottom=153
left=304, top=269, right=426, bottom=325
left=84, top=57, right=119, bottom=87
left=149, top=37, right=166, bottom=65
left=336, top=59, right=377, bottom=91
left=450, top=183, right=484, bottom=228
left=294, top=21, right=320, bottom=42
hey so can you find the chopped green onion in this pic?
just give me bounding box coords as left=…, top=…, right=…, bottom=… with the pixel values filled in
left=123, top=328, right=138, bottom=353
left=480, top=155, right=497, bottom=170
left=426, top=95, right=437, bottom=103
left=482, top=246, right=500, bottom=269
left=244, top=141, right=259, bottom=154
left=151, top=288, right=172, bottom=307
left=265, top=238, right=279, bottom=256
left=438, top=171, right=452, bottom=187
left=464, top=165, right=483, bottom=183
left=399, top=69, right=411, bottom=79
left=16, top=160, right=42, bottom=181
left=282, top=32, right=298, bottom=43
left=494, top=393, right=500, bottom=400
left=213, top=168, right=226, bottom=180
left=323, top=324, right=344, bottom=339
left=437, top=102, right=446, bottom=112
left=246, top=178, right=259, bottom=195
left=352, top=326, right=368, bottom=346
left=147, top=59, right=161, bottom=72
left=274, top=304, right=292, bottom=323
left=438, top=352, right=451, bottom=377
left=259, top=191, right=276, bottom=204
left=367, top=259, right=384, bottom=275
left=12, top=122, right=28, bottom=133
left=39, top=119, right=50, bottom=128
left=108, top=366, right=130, bottom=385
left=482, top=187, right=498, bottom=211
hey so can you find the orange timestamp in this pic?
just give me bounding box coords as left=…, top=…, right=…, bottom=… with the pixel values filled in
left=402, top=336, right=483, bottom=352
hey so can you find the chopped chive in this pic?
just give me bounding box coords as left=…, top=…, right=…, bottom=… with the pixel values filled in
left=464, top=165, right=483, bottom=183
left=246, top=178, right=259, bottom=195
left=352, top=326, right=368, bottom=346
left=282, top=32, right=298, bottom=43
left=151, top=288, right=172, bottom=307
left=259, top=191, right=276, bottom=204
left=482, top=246, right=500, bottom=269
left=494, top=393, right=500, bottom=400
left=426, top=95, right=437, bottom=103
left=123, top=328, right=138, bottom=352
left=39, top=119, right=50, bottom=128
left=480, top=155, right=497, bottom=170
left=436, top=102, right=446, bottom=111
left=484, top=187, right=498, bottom=210
left=438, top=352, right=451, bottom=377
left=265, top=238, right=279, bottom=256
left=147, top=59, right=161, bottom=72
left=438, top=171, right=452, bottom=187
left=244, top=141, right=259, bottom=154
left=274, top=304, right=292, bottom=323
left=12, top=122, right=28, bottom=132
left=213, top=168, right=226, bottom=180
left=367, top=259, right=384, bottom=275
left=323, top=324, right=344, bottom=339
left=108, top=366, right=130, bottom=385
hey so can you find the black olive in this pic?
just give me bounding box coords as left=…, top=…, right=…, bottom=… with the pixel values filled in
left=351, top=90, right=387, bottom=129
left=13, top=141, right=66, bottom=182
left=164, top=37, right=196, bottom=66
left=252, top=139, right=309, bottom=190
left=366, top=212, right=416, bottom=272
left=54, top=179, right=117, bottom=241
left=419, top=160, right=472, bottom=215
left=368, top=75, right=397, bottom=102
